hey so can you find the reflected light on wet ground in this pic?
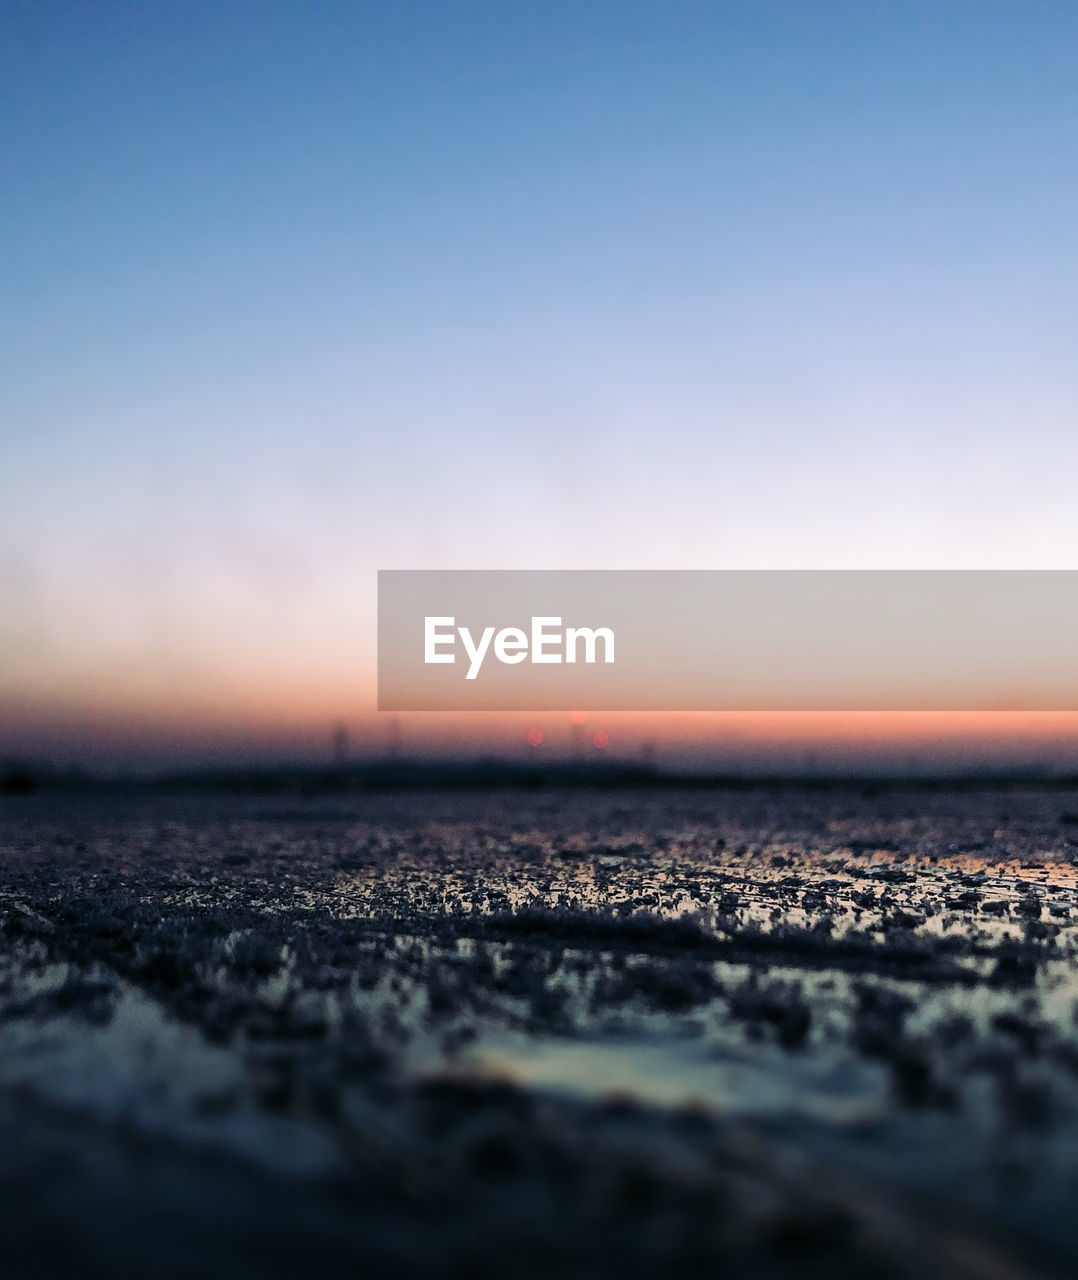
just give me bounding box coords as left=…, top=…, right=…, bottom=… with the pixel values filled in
left=3, top=785, right=1078, bottom=1278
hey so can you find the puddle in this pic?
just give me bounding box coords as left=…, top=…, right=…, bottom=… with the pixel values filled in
left=0, top=963, right=339, bottom=1176
left=469, top=1030, right=888, bottom=1124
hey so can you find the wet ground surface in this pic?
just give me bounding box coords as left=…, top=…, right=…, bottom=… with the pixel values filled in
left=3, top=785, right=1078, bottom=1277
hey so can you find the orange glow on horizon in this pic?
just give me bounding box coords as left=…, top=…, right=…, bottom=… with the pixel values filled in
left=7, top=682, right=1078, bottom=772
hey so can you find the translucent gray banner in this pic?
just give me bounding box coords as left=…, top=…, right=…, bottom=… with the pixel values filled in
left=377, top=570, right=1078, bottom=711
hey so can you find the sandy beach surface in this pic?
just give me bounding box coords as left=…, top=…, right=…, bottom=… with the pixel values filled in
left=3, top=785, right=1078, bottom=1278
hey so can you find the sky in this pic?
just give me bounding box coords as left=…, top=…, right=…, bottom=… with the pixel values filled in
left=3, top=1, right=1078, bottom=768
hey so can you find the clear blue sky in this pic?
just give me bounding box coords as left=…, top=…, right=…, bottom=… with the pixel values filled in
left=3, top=1, right=1078, bottom=760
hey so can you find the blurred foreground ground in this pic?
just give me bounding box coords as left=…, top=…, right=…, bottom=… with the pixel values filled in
left=3, top=785, right=1078, bottom=1278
